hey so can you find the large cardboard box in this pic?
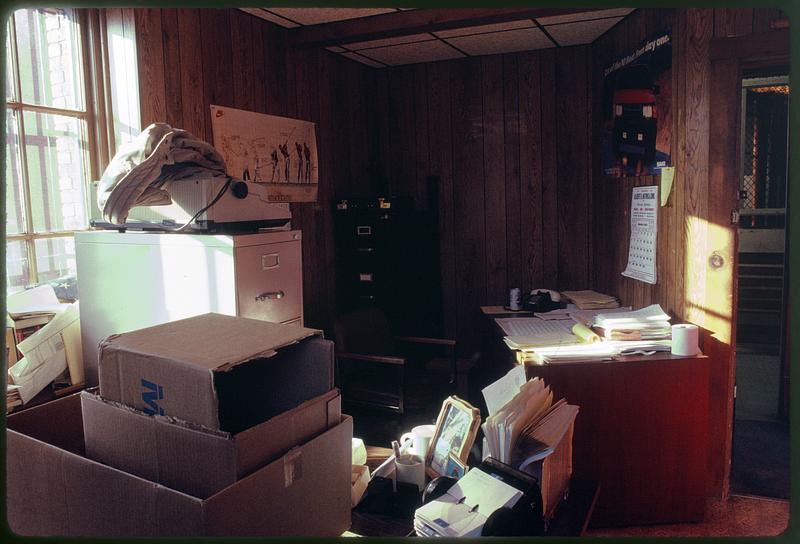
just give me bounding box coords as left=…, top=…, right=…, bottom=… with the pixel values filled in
left=80, top=388, right=342, bottom=498
left=6, top=394, right=352, bottom=537
left=98, top=313, right=333, bottom=432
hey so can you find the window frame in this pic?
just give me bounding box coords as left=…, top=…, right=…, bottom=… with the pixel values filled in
left=5, top=8, right=118, bottom=290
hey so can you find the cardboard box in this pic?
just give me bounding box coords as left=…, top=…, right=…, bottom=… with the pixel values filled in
left=6, top=394, right=352, bottom=537
left=81, top=388, right=342, bottom=498
left=98, top=313, right=333, bottom=432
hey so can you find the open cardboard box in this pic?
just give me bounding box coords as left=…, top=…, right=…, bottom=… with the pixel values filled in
left=98, top=313, right=334, bottom=433
left=80, top=387, right=342, bottom=498
left=6, top=393, right=352, bottom=537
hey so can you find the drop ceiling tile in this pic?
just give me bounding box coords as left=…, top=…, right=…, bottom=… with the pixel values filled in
left=347, top=33, right=435, bottom=51
left=340, top=51, right=386, bottom=68
left=359, top=40, right=465, bottom=67
left=267, top=8, right=396, bottom=26
left=545, top=17, right=623, bottom=46
left=434, top=19, right=535, bottom=38
left=537, top=8, right=634, bottom=26
left=239, top=8, right=299, bottom=28
left=444, top=27, right=554, bottom=56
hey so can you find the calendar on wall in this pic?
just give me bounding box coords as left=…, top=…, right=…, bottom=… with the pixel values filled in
left=622, top=185, right=658, bottom=284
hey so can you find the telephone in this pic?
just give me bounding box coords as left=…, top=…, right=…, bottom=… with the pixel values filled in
left=524, top=289, right=564, bottom=312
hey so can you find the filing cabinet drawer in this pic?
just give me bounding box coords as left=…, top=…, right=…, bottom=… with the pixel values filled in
left=235, top=240, right=302, bottom=324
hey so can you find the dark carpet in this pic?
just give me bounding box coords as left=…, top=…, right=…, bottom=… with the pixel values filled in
left=730, top=418, right=790, bottom=499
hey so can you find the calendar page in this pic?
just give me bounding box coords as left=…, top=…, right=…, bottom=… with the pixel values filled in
left=622, top=185, right=658, bottom=284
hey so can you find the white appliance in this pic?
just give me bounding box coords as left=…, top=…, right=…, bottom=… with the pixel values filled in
left=75, top=229, right=303, bottom=385
left=119, top=177, right=292, bottom=231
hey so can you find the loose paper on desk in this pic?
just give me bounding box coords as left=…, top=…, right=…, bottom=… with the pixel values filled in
left=496, top=318, right=578, bottom=348
left=622, top=185, right=658, bottom=284
left=482, top=365, right=526, bottom=417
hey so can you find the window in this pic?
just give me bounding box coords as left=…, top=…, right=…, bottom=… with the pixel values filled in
left=5, top=8, right=139, bottom=294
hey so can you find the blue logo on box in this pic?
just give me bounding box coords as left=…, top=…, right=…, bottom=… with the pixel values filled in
left=141, top=379, right=165, bottom=415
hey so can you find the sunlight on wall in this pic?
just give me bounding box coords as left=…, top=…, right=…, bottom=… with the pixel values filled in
left=108, top=31, right=140, bottom=150
left=685, top=214, right=734, bottom=343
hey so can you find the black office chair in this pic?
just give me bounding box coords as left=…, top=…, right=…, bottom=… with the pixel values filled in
left=334, top=307, right=456, bottom=414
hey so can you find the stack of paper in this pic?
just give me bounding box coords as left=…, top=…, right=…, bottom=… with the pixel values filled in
left=415, top=466, right=523, bottom=537
left=497, top=318, right=580, bottom=349
left=561, top=290, right=620, bottom=310
left=594, top=304, right=671, bottom=340
left=519, top=342, right=620, bottom=364
left=514, top=399, right=580, bottom=471
left=6, top=384, right=22, bottom=413
left=7, top=285, right=66, bottom=322
left=480, top=367, right=579, bottom=470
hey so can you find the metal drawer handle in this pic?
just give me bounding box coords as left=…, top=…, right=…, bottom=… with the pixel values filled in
left=357, top=225, right=372, bottom=235
left=255, top=291, right=284, bottom=301
left=357, top=247, right=374, bottom=252
left=262, top=253, right=280, bottom=270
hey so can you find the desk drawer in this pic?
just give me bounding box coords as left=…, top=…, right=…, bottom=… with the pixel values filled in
left=235, top=240, right=302, bottom=323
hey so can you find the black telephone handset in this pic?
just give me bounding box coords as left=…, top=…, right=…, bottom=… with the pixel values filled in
left=524, top=289, right=565, bottom=313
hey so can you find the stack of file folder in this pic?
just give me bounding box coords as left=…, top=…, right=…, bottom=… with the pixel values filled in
left=593, top=304, right=671, bottom=341
left=560, top=290, right=620, bottom=310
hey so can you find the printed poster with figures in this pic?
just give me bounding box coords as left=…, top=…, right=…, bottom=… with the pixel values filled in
left=210, top=105, right=318, bottom=202
left=622, top=185, right=658, bottom=284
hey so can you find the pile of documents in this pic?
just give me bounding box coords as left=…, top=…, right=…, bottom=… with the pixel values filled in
left=480, top=367, right=579, bottom=470
left=497, top=318, right=579, bottom=349
left=414, top=465, right=523, bottom=537
left=7, top=384, right=22, bottom=413
left=593, top=304, right=671, bottom=340
left=561, top=290, right=620, bottom=310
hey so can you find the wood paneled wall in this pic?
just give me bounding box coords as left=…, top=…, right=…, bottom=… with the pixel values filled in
left=592, top=6, right=788, bottom=317
left=590, top=7, right=788, bottom=499
left=375, top=48, right=593, bottom=353
left=131, top=8, right=380, bottom=333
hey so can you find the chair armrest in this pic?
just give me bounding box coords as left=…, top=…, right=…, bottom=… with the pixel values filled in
left=394, top=336, right=456, bottom=347
left=337, top=352, right=407, bottom=366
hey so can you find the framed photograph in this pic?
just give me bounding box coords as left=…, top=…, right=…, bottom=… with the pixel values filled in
left=425, top=396, right=481, bottom=478
left=443, top=454, right=467, bottom=479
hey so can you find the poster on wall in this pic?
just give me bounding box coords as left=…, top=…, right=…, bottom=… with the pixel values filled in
left=602, top=30, right=672, bottom=178
left=622, top=185, right=658, bottom=284
left=210, top=105, right=318, bottom=202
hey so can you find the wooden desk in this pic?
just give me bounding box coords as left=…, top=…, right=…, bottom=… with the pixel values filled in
left=485, top=315, right=710, bottom=527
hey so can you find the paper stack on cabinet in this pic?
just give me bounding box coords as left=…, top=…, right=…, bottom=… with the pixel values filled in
left=561, top=290, right=620, bottom=310
left=414, top=466, right=523, bottom=537
left=593, top=304, right=672, bottom=340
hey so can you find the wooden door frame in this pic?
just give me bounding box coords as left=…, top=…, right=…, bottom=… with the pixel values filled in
left=706, top=29, right=789, bottom=499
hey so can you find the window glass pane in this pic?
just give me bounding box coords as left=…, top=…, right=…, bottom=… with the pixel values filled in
left=6, top=240, right=31, bottom=293
left=6, top=23, right=15, bottom=101
left=35, top=236, right=76, bottom=284
left=23, top=111, right=90, bottom=232
left=14, top=8, right=84, bottom=111
left=6, top=108, right=26, bottom=235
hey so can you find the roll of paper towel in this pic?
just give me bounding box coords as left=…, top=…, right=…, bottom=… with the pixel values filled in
left=671, top=324, right=699, bottom=356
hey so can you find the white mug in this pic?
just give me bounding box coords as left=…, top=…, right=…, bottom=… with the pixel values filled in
left=395, top=454, right=426, bottom=492
left=400, top=424, right=435, bottom=458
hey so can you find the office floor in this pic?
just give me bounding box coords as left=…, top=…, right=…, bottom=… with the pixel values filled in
left=586, top=495, right=790, bottom=537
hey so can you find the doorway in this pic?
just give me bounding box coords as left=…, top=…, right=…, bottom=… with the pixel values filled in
left=730, top=72, right=790, bottom=499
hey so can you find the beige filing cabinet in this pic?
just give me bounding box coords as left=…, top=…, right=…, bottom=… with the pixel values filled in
left=75, top=230, right=303, bottom=385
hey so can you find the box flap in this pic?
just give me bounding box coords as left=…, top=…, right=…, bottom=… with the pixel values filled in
left=234, top=389, right=341, bottom=477
left=81, top=390, right=239, bottom=498
left=7, top=395, right=205, bottom=537
left=203, top=416, right=353, bottom=537
left=100, top=313, right=322, bottom=372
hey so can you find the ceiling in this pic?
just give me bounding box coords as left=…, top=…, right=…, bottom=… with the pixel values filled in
left=241, top=7, right=635, bottom=68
